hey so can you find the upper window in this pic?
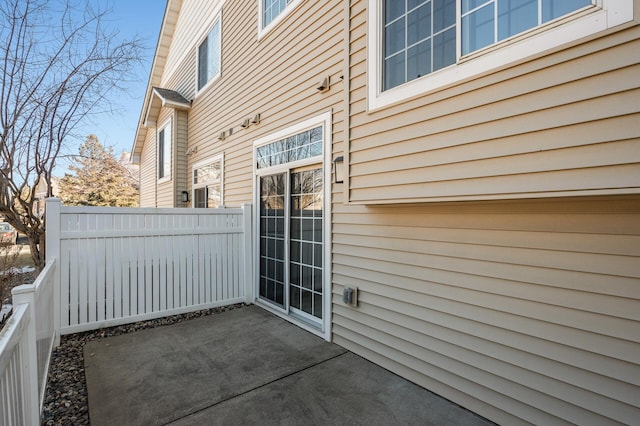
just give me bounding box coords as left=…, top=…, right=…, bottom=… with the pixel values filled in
left=259, top=0, right=302, bottom=36
left=193, top=155, right=223, bottom=208
left=158, top=122, right=171, bottom=182
left=197, top=18, right=221, bottom=92
left=383, top=0, right=590, bottom=90
left=383, top=0, right=456, bottom=90
left=461, top=0, right=592, bottom=54
left=263, top=0, right=292, bottom=27
left=370, top=0, right=634, bottom=108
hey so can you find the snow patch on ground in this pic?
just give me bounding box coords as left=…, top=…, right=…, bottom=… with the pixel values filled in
left=0, top=303, right=11, bottom=322
left=0, top=266, right=36, bottom=276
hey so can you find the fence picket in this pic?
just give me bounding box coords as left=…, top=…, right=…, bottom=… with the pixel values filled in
left=96, top=233, right=106, bottom=323
left=60, top=240, right=71, bottom=328
left=197, top=232, right=204, bottom=305
left=87, top=238, right=97, bottom=324
left=216, top=233, right=222, bottom=301
left=112, top=233, right=121, bottom=320
left=138, top=232, right=146, bottom=315
left=105, top=218, right=115, bottom=321
left=121, top=236, right=130, bottom=318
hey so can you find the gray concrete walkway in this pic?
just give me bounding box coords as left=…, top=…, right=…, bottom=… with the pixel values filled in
left=84, top=305, right=492, bottom=425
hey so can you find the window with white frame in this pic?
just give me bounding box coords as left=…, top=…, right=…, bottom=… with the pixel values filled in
left=259, top=0, right=302, bottom=35
left=192, top=155, right=223, bottom=208
left=370, top=0, right=634, bottom=108
left=263, top=0, right=291, bottom=27
left=197, top=18, right=221, bottom=92
left=158, top=122, right=171, bottom=181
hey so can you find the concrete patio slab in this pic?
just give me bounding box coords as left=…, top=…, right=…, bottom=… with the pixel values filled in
left=84, top=305, right=492, bottom=425
left=172, top=351, right=489, bottom=426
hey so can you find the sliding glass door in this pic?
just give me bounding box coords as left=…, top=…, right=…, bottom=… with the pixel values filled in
left=255, top=119, right=328, bottom=329
left=258, top=167, right=323, bottom=323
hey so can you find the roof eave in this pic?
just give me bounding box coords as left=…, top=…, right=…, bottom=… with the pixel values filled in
left=130, top=0, right=184, bottom=163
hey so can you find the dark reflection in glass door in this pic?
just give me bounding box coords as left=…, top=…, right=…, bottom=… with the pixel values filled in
left=289, top=168, right=323, bottom=319
left=259, top=173, right=286, bottom=307
left=258, top=166, right=323, bottom=322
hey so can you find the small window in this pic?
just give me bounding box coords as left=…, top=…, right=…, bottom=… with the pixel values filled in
left=193, top=155, right=223, bottom=208
left=259, top=0, right=302, bottom=36
left=197, top=19, right=221, bottom=92
left=263, top=0, right=292, bottom=27
left=158, top=122, right=171, bottom=181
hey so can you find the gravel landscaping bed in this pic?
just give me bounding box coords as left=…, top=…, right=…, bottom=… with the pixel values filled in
left=42, top=303, right=246, bottom=425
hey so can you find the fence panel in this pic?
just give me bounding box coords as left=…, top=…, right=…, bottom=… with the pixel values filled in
left=0, top=258, right=57, bottom=425
left=0, top=305, right=30, bottom=425
left=31, top=261, right=56, bottom=405
left=1, top=200, right=253, bottom=424
left=55, top=205, right=251, bottom=334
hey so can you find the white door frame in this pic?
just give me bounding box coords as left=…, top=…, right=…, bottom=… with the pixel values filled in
left=252, top=111, right=333, bottom=341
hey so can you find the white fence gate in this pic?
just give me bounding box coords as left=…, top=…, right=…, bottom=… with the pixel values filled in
left=46, top=199, right=253, bottom=335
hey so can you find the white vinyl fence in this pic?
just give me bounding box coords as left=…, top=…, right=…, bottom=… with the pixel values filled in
left=0, top=199, right=252, bottom=424
left=46, top=199, right=253, bottom=335
left=0, top=259, right=56, bottom=426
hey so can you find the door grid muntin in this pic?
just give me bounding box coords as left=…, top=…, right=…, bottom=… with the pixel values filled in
left=258, top=173, right=286, bottom=307
left=289, top=168, right=323, bottom=319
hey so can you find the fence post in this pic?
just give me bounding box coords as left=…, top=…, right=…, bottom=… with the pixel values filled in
left=12, top=289, right=39, bottom=426
left=46, top=198, right=61, bottom=346
left=242, top=204, right=253, bottom=305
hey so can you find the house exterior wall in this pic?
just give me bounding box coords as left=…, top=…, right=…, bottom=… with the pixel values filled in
left=134, top=0, right=640, bottom=424
left=156, top=108, right=176, bottom=208
left=156, top=0, right=345, bottom=210
left=332, top=0, right=640, bottom=424
left=332, top=195, right=640, bottom=424
left=347, top=6, right=640, bottom=204
left=139, top=128, right=156, bottom=207
left=174, top=109, right=188, bottom=207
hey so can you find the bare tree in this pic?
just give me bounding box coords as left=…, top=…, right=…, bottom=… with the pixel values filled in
left=0, top=0, right=142, bottom=270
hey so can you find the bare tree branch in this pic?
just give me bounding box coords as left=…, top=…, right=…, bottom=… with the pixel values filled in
left=0, top=0, right=143, bottom=270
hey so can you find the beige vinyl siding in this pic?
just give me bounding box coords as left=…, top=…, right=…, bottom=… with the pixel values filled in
left=164, top=49, right=197, bottom=103
left=139, top=129, right=157, bottom=207
left=331, top=195, right=640, bottom=424
left=348, top=14, right=640, bottom=204
left=174, top=110, right=188, bottom=206
left=161, top=0, right=221, bottom=94
left=181, top=0, right=345, bottom=206
left=156, top=108, right=175, bottom=208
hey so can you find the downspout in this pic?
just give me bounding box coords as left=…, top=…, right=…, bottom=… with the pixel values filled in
left=342, top=0, right=351, bottom=205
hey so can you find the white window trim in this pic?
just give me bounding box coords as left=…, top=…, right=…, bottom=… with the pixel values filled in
left=257, top=0, right=303, bottom=39
left=367, top=0, right=635, bottom=110
left=195, top=12, right=223, bottom=97
left=157, top=119, right=172, bottom=184
left=192, top=153, right=224, bottom=208
left=252, top=110, right=333, bottom=342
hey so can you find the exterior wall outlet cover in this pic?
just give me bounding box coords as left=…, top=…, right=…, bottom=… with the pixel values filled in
left=342, top=286, right=358, bottom=307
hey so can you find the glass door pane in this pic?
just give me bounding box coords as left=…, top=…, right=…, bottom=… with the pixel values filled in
left=289, top=168, right=323, bottom=319
left=194, top=188, right=206, bottom=208
left=259, top=173, right=286, bottom=308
